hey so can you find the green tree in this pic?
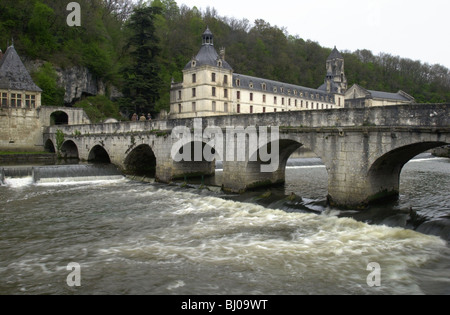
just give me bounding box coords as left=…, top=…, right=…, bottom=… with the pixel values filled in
left=122, top=5, right=163, bottom=115
left=32, top=62, right=65, bottom=106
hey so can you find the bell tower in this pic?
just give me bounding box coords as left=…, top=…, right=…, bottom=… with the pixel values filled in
left=324, top=47, right=347, bottom=94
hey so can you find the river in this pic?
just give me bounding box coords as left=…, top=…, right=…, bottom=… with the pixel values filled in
left=0, top=153, right=449, bottom=295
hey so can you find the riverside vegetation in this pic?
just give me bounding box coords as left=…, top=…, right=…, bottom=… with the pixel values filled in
left=1, top=0, right=449, bottom=121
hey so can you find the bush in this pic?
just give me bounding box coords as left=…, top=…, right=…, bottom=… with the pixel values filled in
left=32, top=62, right=65, bottom=106
left=74, top=95, right=121, bottom=123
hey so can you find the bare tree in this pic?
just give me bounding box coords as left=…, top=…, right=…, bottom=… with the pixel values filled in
left=103, top=0, right=135, bottom=21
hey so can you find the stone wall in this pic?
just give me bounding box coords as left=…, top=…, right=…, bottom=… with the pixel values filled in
left=0, top=107, right=43, bottom=151
left=0, top=106, right=91, bottom=151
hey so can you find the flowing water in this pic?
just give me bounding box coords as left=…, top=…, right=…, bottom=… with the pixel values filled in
left=0, top=154, right=449, bottom=295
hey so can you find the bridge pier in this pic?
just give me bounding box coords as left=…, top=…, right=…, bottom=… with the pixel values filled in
left=42, top=104, right=450, bottom=208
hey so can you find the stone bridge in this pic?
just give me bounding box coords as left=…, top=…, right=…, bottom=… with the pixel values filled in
left=43, top=104, right=450, bottom=208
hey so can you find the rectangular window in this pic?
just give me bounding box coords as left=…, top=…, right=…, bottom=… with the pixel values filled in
left=237, top=104, right=240, bottom=114
left=224, top=89, right=228, bottom=98
left=250, top=93, right=253, bottom=101
left=250, top=105, right=253, bottom=114
left=178, top=91, right=182, bottom=100
left=25, top=95, right=31, bottom=108
left=263, top=107, right=266, bottom=113
left=263, top=95, right=266, bottom=103
left=212, top=101, right=216, bottom=112
left=224, top=75, right=228, bottom=85
left=192, top=88, right=196, bottom=97
left=274, top=97, right=277, bottom=105
left=178, top=104, right=182, bottom=114
left=212, top=87, right=216, bottom=97
left=274, top=108, right=277, bottom=113
left=192, top=74, right=196, bottom=83
left=282, top=98, right=285, bottom=105
left=224, top=102, right=228, bottom=112
left=192, top=102, right=196, bottom=112
left=1, top=93, right=7, bottom=107
left=237, top=91, right=241, bottom=100
left=212, top=73, right=216, bottom=82
left=11, top=93, right=18, bottom=107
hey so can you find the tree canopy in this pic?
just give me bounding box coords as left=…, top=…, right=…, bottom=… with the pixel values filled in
left=0, top=0, right=449, bottom=120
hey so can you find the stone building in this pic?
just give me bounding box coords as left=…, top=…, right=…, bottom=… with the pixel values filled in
left=0, top=45, right=42, bottom=109
left=170, top=28, right=345, bottom=118
left=0, top=45, right=90, bottom=151
left=345, top=84, right=415, bottom=108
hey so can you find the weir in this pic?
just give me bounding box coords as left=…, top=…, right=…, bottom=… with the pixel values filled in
left=3, top=166, right=33, bottom=178
left=32, top=164, right=124, bottom=183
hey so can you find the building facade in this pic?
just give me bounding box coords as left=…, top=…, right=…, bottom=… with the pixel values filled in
left=0, top=45, right=42, bottom=109
left=170, top=28, right=346, bottom=118
left=345, top=84, right=415, bottom=108
left=0, top=45, right=90, bottom=151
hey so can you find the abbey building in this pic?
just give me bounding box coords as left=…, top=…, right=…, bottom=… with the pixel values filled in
left=170, top=28, right=347, bottom=118
left=170, top=28, right=415, bottom=118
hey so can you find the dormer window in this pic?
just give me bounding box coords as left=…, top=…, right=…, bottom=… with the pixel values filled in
left=218, top=60, right=222, bottom=67
left=262, top=83, right=267, bottom=91
left=236, top=79, right=240, bottom=86
left=249, top=82, right=254, bottom=89
left=191, top=60, right=196, bottom=67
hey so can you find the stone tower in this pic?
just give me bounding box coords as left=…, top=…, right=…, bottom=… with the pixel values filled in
left=324, top=47, right=347, bottom=94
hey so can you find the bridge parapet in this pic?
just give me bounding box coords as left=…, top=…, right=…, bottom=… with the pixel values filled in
left=42, top=104, right=450, bottom=208
left=46, top=104, right=450, bottom=137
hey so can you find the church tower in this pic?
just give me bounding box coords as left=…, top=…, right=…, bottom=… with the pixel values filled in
left=319, top=47, right=347, bottom=107
left=325, top=47, right=347, bottom=94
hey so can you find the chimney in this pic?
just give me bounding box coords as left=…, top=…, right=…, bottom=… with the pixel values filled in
left=220, top=47, right=226, bottom=61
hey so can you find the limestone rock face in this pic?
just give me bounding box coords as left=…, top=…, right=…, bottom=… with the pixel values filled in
left=24, top=60, right=122, bottom=105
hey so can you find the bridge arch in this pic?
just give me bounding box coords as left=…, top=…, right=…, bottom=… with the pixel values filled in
left=88, top=145, right=111, bottom=164
left=60, top=140, right=79, bottom=159
left=124, top=144, right=157, bottom=177
left=44, top=139, right=56, bottom=153
left=50, top=111, right=69, bottom=126
left=171, top=141, right=216, bottom=179
left=367, top=141, right=449, bottom=203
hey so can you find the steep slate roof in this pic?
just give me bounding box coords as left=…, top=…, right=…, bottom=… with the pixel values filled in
left=233, top=73, right=334, bottom=101
left=184, top=28, right=233, bottom=71
left=0, top=46, right=42, bottom=92
left=327, top=47, right=344, bottom=60
left=347, top=84, right=415, bottom=102
left=369, top=90, right=414, bottom=102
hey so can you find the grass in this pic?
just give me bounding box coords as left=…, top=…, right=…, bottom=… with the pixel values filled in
left=0, top=151, right=53, bottom=156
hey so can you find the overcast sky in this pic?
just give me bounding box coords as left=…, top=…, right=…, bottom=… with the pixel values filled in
left=177, top=0, right=450, bottom=69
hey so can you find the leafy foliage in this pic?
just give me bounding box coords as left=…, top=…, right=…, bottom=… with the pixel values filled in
left=74, top=95, right=122, bottom=123
left=1, top=0, right=449, bottom=119
left=31, top=62, right=65, bottom=106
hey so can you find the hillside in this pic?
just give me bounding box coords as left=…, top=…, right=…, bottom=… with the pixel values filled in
left=1, top=0, right=449, bottom=120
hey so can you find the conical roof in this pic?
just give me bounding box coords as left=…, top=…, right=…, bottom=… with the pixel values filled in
left=327, top=46, right=343, bottom=60
left=0, top=46, right=42, bottom=92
